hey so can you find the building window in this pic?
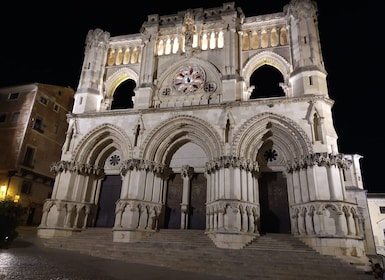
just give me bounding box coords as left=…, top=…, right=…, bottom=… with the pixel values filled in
left=23, top=147, right=35, bottom=167
left=21, top=181, right=32, bottom=195
left=53, top=103, right=59, bottom=112
left=380, top=206, right=385, bottom=214
left=39, top=96, right=48, bottom=105
left=8, top=92, right=19, bottom=100
left=32, top=117, right=44, bottom=133
left=11, top=112, right=20, bottom=123
left=0, top=113, right=6, bottom=122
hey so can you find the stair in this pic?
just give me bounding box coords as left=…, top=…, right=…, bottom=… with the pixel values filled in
left=40, top=228, right=368, bottom=280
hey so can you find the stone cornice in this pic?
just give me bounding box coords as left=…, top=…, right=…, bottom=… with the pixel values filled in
left=286, top=153, right=351, bottom=173
left=50, top=161, right=104, bottom=177
left=205, top=156, right=259, bottom=174
left=68, top=95, right=334, bottom=119
left=120, top=159, right=166, bottom=175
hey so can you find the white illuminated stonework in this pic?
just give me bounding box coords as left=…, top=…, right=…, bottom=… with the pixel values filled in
left=37, top=1, right=375, bottom=265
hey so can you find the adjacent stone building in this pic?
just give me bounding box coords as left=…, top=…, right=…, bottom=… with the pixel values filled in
left=37, top=0, right=375, bottom=262
left=367, top=193, right=385, bottom=258
left=0, top=83, right=74, bottom=225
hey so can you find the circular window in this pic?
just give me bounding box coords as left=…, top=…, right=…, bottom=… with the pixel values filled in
left=109, top=154, right=121, bottom=166
left=173, top=65, right=205, bottom=93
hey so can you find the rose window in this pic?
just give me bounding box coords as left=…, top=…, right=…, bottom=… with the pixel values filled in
left=173, top=65, right=205, bottom=93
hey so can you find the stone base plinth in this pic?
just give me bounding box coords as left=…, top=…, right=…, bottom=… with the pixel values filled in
left=300, top=235, right=367, bottom=264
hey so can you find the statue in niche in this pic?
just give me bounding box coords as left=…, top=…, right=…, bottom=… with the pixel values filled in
left=183, top=11, right=196, bottom=47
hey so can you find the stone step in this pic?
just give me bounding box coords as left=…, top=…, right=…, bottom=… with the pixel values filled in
left=40, top=228, right=367, bottom=280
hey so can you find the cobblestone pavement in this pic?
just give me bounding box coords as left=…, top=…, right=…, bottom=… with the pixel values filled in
left=0, top=227, right=227, bottom=280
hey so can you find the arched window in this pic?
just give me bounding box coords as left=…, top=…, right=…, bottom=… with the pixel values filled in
left=201, top=33, right=208, bottom=50
left=242, top=32, right=249, bottom=50
left=157, top=39, right=165, bottom=56
left=280, top=27, right=288, bottom=45
left=165, top=38, right=172, bottom=55
left=107, top=49, right=115, bottom=66
left=270, top=28, right=278, bottom=47
left=111, top=79, right=136, bottom=110
left=115, top=48, right=123, bottom=65
left=217, top=31, right=224, bottom=48
left=131, top=47, right=139, bottom=64
left=250, top=65, right=285, bottom=99
left=261, top=30, right=268, bottom=48
left=251, top=31, right=259, bottom=49
left=209, top=32, right=216, bottom=49
left=123, top=48, right=131, bottom=64
left=173, top=37, right=179, bottom=54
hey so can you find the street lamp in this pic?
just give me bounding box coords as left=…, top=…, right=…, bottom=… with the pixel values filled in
left=0, top=185, right=6, bottom=200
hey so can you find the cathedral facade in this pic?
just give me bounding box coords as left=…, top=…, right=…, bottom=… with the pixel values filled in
left=37, top=1, right=374, bottom=261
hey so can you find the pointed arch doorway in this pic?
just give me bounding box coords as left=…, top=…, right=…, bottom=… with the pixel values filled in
left=164, top=172, right=206, bottom=229
left=95, top=175, right=121, bottom=227
left=256, top=138, right=291, bottom=235
left=258, top=172, right=291, bottom=234
left=161, top=142, right=207, bottom=230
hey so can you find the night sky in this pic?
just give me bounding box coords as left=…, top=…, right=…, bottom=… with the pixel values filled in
left=0, top=1, right=378, bottom=192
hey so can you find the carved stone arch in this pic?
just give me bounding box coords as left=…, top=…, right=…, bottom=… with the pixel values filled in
left=324, top=202, right=339, bottom=213
left=242, top=51, right=291, bottom=90
left=140, top=115, right=223, bottom=164
left=72, top=123, right=133, bottom=167
left=350, top=206, right=358, bottom=218
left=156, top=57, right=222, bottom=93
left=104, top=67, right=139, bottom=98
left=232, top=112, right=313, bottom=163
left=342, top=205, right=350, bottom=216
left=309, top=205, right=316, bottom=215
left=300, top=206, right=307, bottom=217
left=293, top=207, right=300, bottom=217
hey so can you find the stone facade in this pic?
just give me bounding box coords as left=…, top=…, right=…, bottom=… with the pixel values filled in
left=0, top=83, right=74, bottom=225
left=37, top=0, right=375, bottom=261
left=367, top=193, right=385, bottom=258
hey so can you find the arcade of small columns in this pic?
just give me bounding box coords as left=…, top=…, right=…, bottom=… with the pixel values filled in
left=285, top=153, right=362, bottom=238
left=104, top=24, right=289, bottom=69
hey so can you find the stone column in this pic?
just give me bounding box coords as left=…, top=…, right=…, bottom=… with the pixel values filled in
left=83, top=204, right=91, bottom=229
left=180, top=165, right=194, bottom=229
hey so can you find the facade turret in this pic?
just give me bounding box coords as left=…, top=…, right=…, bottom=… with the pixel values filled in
left=286, top=0, right=328, bottom=97
left=73, top=29, right=110, bottom=113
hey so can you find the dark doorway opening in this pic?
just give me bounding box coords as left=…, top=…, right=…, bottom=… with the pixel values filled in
left=164, top=173, right=182, bottom=229
left=189, top=173, right=206, bottom=229
left=250, top=65, right=285, bottom=99
left=258, top=172, right=290, bottom=234
left=95, top=175, right=121, bottom=227
left=162, top=172, right=206, bottom=230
